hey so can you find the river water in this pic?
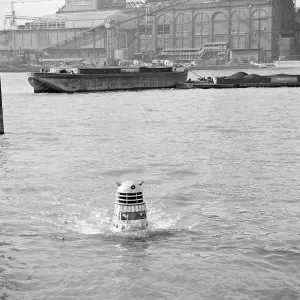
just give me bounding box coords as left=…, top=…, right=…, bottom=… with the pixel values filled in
left=0, top=68, right=300, bottom=300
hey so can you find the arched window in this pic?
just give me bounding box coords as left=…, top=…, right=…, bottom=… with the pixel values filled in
left=212, top=12, right=228, bottom=42
left=251, top=9, right=268, bottom=49
left=156, top=14, right=171, bottom=50
left=139, top=14, right=153, bottom=36
left=230, top=10, right=248, bottom=49
left=252, top=9, right=268, bottom=32
left=156, top=14, right=171, bottom=35
left=231, top=10, right=248, bottom=33
left=175, top=13, right=190, bottom=48
left=193, top=12, right=209, bottom=48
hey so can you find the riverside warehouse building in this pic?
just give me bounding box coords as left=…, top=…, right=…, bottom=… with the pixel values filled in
left=0, top=0, right=297, bottom=65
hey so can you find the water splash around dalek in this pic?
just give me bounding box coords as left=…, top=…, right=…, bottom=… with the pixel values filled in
left=111, top=180, right=148, bottom=232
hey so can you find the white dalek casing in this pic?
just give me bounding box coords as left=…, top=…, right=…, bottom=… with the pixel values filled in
left=111, top=180, right=148, bottom=232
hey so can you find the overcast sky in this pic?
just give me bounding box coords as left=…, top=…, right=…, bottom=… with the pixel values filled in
left=0, top=0, right=299, bottom=30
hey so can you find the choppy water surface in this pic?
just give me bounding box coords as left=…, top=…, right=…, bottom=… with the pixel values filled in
left=0, top=69, right=300, bottom=300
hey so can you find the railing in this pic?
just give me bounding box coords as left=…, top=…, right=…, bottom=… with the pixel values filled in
left=160, top=42, right=228, bottom=60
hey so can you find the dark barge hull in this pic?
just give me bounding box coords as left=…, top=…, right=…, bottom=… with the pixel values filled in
left=28, top=69, right=188, bottom=93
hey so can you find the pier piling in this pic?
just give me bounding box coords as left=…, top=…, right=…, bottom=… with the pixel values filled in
left=0, top=77, right=4, bottom=135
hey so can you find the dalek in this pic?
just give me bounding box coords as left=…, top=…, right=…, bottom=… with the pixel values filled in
left=111, top=180, right=148, bottom=232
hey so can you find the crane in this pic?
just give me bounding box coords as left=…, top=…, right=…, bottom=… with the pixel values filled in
left=3, top=0, right=52, bottom=30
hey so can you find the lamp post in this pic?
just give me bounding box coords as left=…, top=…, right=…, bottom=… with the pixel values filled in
left=228, top=0, right=232, bottom=49
left=105, top=20, right=116, bottom=64
left=255, top=28, right=267, bottom=62
left=0, top=77, right=4, bottom=135
left=257, top=30, right=261, bottom=62
left=255, top=9, right=268, bottom=62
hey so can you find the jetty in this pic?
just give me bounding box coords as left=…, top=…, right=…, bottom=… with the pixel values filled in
left=177, top=72, right=300, bottom=89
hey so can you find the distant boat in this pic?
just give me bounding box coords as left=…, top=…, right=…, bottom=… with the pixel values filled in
left=28, top=66, right=188, bottom=93
left=259, top=63, right=275, bottom=68
left=250, top=62, right=275, bottom=68
left=274, top=56, right=300, bottom=68
left=274, top=61, right=300, bottom=68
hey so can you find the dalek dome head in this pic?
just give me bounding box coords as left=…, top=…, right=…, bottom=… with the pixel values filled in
left=116, top=180, right=144, bottom=193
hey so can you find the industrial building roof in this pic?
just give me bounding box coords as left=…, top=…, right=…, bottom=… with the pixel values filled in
left=31, top=10, right=128, bottom=29
left=39, top=10, right=120, bottom=22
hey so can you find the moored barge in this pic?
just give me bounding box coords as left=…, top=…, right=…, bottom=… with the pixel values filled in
left=178, top=72, right=300, bottom=89
left=28, top=66, right=188, bottom=93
